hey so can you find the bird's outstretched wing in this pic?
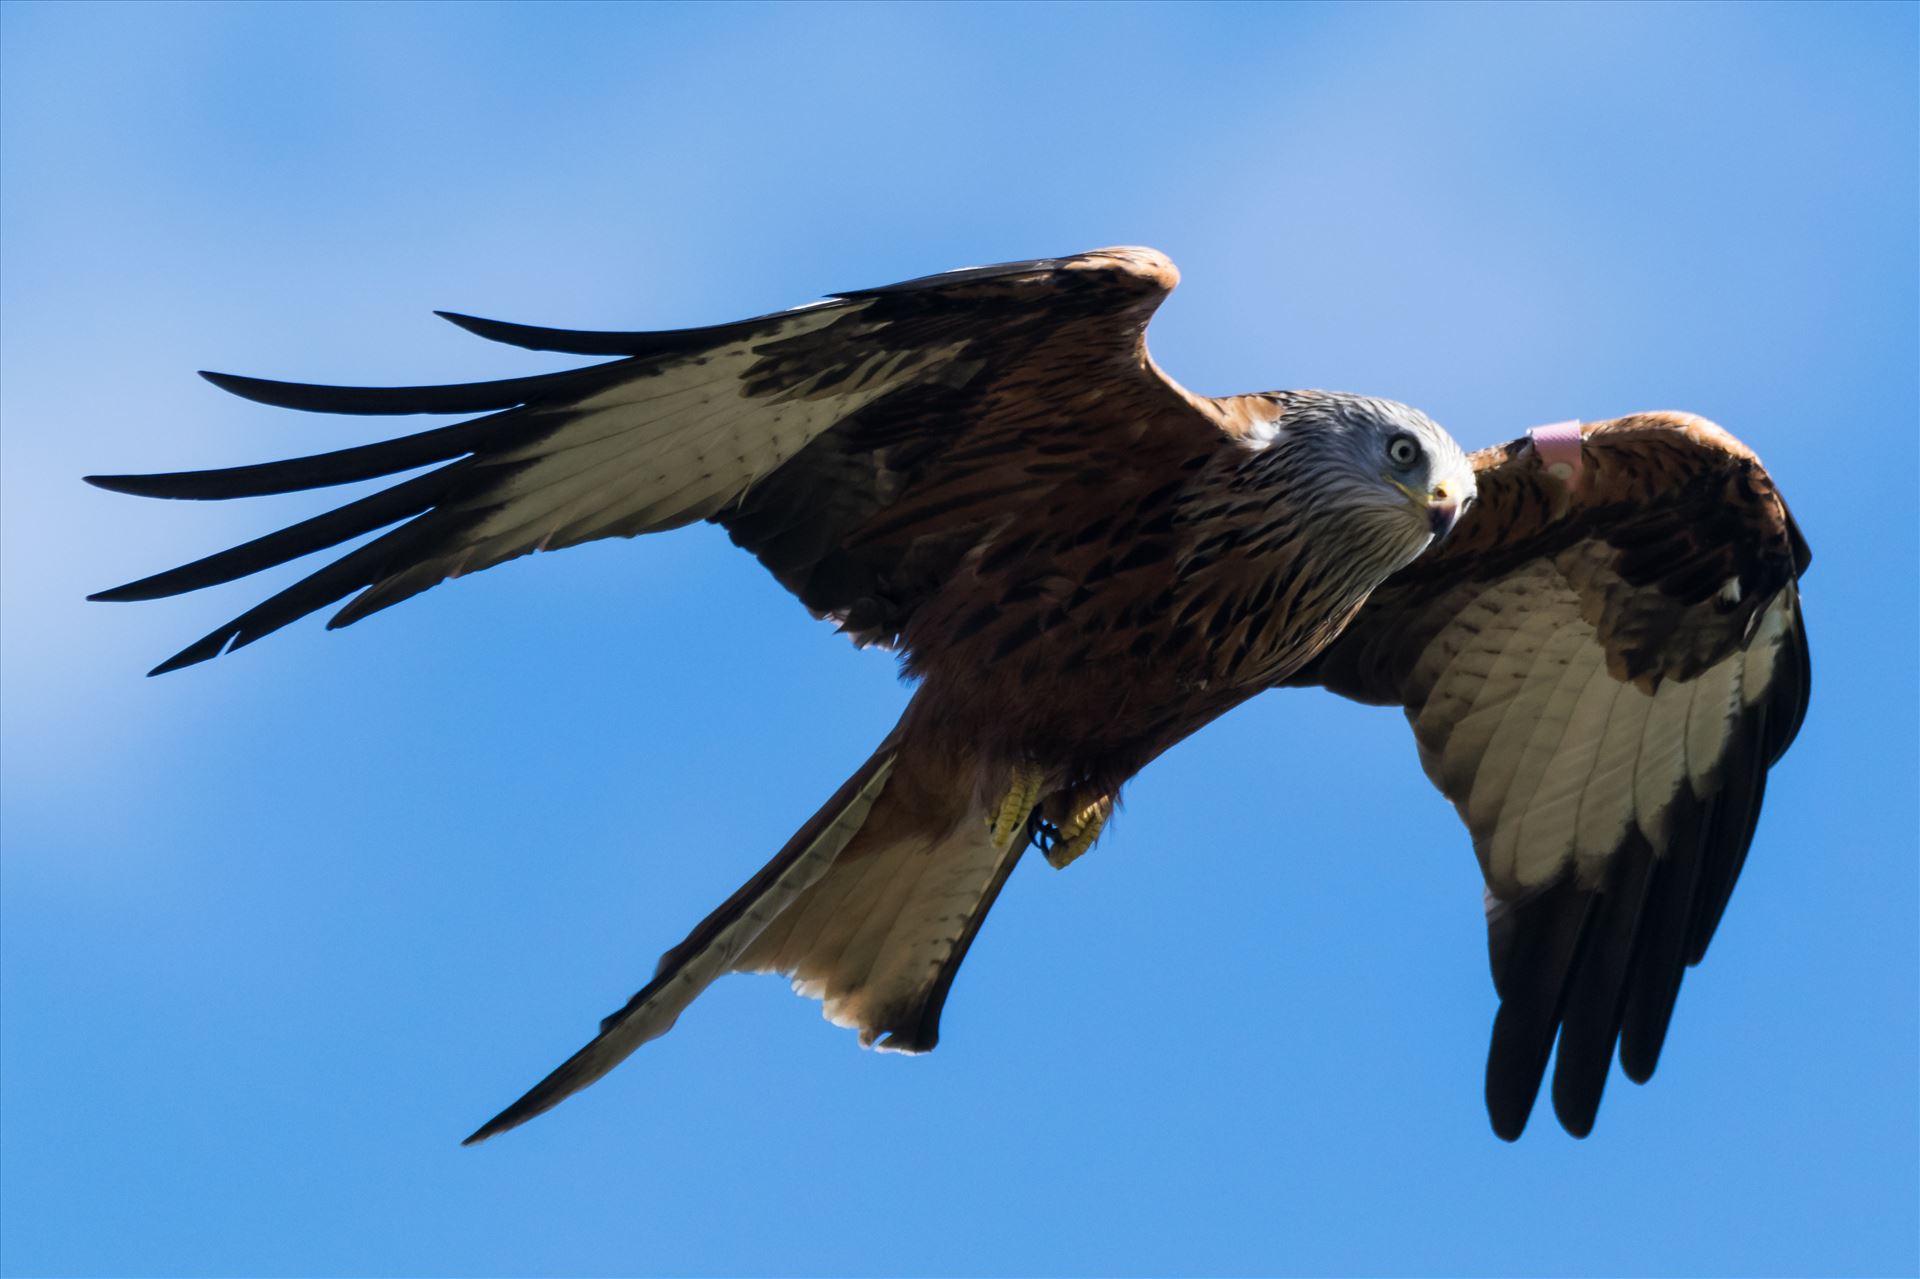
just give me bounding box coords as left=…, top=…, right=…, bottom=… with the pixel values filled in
left=1286, top=413, right=1811, bottom=1140
left=88, top=248, right=1220, bottom=674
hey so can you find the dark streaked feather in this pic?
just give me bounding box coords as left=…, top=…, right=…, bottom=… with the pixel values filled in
left=145, top=508, right=494, bottom=675
left=88, top=465, right=468, bottom=603
left=1617, top=793, right=1711, bottom=1084
left=833, top=255, right=1068, bottom=298
left=1485, top=884, right=1594, bottom=1141
left=197, top=362, right=634, bottom=416
left=83, top=411, right=543, bottom=501
left=434, top=304, right=840, bottom=358
left=1550, top=838, right=1656, bottom=1137
left=1685, top=705, right=1771, bottom=967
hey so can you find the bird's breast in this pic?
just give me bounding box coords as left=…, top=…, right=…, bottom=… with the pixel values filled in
left=907, top=524, right=1351, bottom=790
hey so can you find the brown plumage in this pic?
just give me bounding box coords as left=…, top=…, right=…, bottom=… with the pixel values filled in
left=86, top=248, right=1809, bottom=1144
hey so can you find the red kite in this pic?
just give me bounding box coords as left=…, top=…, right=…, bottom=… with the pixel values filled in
left=87, top=248, right=1810, bottom=1144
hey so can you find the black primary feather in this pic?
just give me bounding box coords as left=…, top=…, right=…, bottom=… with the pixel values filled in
left=144, top=502, right=500, bottom=676
left=83, top=412, right=539, bottom=501
left=435, top=305, right=828, bottom=358
left=1485, top=884, right=1595, bottom=1142
left=1617, top=792, right=1712, bottom=1084
left=1550, top=840, right=1657, bottom=1137
left=196, top=363, right=631, bottom=416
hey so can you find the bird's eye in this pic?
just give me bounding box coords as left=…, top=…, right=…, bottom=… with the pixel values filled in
left=1386, top=434, right=1422, bottom=467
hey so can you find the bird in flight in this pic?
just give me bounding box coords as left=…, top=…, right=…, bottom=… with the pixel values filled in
left=88, top=247, right=1811, bottom=1144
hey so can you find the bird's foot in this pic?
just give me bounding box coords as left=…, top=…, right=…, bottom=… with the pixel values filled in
left=987, top=764, right=1044, bottom=851
left=1043, top=796, right=1113, bottom=869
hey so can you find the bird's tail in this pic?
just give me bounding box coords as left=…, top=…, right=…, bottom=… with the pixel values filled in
left=463, top=727, right=1026, bottom=1144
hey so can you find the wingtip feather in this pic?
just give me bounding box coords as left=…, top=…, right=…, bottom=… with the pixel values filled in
left=461, top=1073, right=566, bottom=1144
left=461, top=1112, right=513, bottom=1146
left=88, top=582, right=157, bottom=604
left=146, top=634, right=229, bottom=676
left=434, top=310, right=495, bottom=337
left=198, top=369, right=262, bottom=398
left=459, top=1038, right=613, bottom=1146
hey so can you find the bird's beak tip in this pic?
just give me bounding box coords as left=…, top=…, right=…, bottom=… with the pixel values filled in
left=1427, top=481, right=1467, bottom=541
left=1391, top=476, right=1471, bottom=542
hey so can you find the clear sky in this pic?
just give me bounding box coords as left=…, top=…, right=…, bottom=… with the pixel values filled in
left=2, top=3, right=1914, bottom=1276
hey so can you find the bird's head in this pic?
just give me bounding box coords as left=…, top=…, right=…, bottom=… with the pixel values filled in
left=1243, top=391, right=1475, bottom=564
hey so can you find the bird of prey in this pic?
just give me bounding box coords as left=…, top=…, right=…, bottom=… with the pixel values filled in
left=87, top=247, right=1811, bottom=1144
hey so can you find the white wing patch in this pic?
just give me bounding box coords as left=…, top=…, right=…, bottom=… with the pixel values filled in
left=1407, top=568, right=1799, bottom=899
left=1742, top=587, right=1794, bottom=703
left=467, top=308, right=971, bottom=550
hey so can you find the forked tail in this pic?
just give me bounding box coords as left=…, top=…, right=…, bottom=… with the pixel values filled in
left=464, top=731, right=1026, bottom=1143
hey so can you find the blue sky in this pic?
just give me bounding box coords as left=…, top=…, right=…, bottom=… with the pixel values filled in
left=2, top=3, right=1914, bottom=1275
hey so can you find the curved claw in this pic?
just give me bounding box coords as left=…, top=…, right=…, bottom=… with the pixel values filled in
left=1044, top=796, right=1113, bottom=869
left=987, top=766, right=1044, bottom=851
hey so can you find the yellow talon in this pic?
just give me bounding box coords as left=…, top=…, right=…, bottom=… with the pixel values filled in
left=988, top=765, right=1044, bottom=850
left=1045, top=796, right=1113, bottom=870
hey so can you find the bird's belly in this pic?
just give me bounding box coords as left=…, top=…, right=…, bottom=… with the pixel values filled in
left=915, top=609, right=1274, bottom=794
left=904, top=525, right=1360, bottom=790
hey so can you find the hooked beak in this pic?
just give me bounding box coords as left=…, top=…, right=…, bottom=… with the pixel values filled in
left=1390, top=476, right=1469, bottom=542
left=1426, top=479, right=1465, bottom=541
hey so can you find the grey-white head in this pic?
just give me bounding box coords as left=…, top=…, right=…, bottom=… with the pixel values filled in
left=1240, top=389, right=1476, bottom=570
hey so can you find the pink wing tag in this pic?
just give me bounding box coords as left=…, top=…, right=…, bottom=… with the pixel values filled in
left=1528, top=419, right=1585, bottom=486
